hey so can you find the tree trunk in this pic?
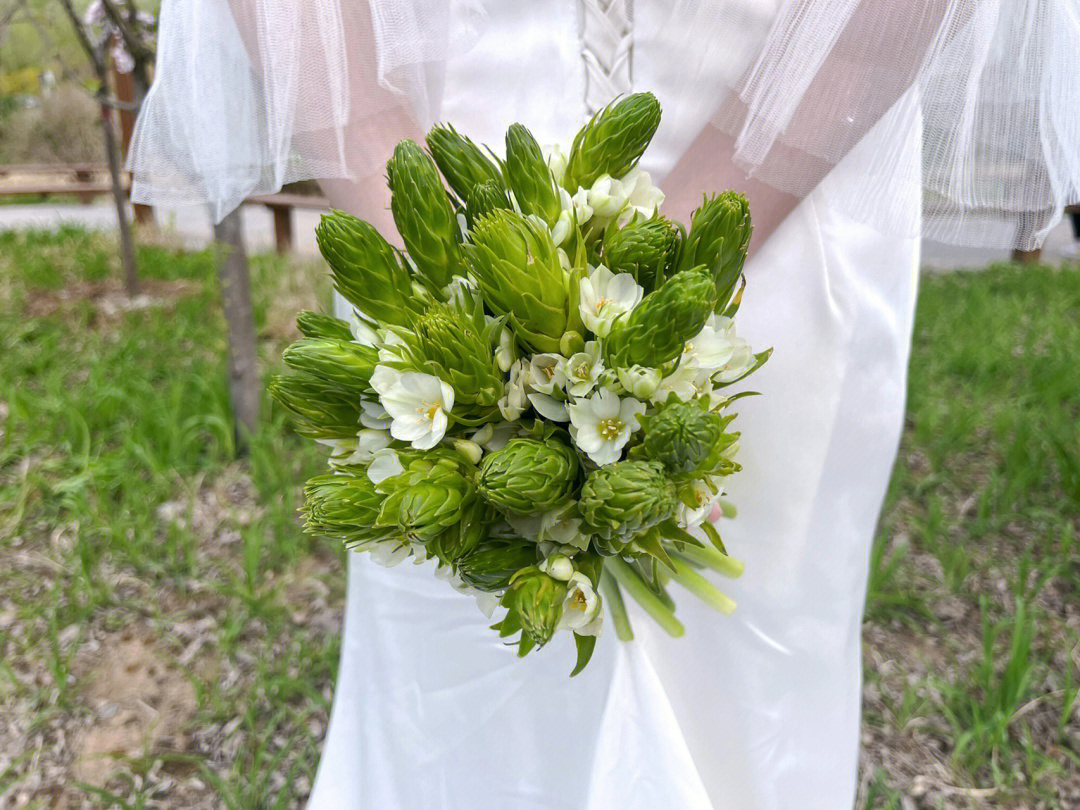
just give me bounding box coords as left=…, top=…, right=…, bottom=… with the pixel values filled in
left=99, top=91, right=138, bottom=296
left=213, top=209, right=261, bottom=449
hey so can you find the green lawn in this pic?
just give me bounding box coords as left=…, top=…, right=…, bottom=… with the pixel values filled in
left=0, top=228, right=1077, bottom=808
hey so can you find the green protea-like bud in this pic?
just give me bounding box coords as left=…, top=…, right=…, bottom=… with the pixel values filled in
left=580, top=460, right=677, bottom=550
left=303, top=472, right=395, bottom=546
left=296, top=311, right=354, bottom=341
left=465, top=180, right=511, bottom=231
left=675, top=191, right=753, bottom=310
left=456, top=539, right=540, bottom=592
left=602, top=216, right=678, bottom=292
left=396, top=302, right=504, bottom=407
left=603, top=266, right=717, bottom=368
left=387, top=139, right=466, bottom=290
left=377, top=461, right=477, bottom=544
left=477, top=438, right=579, bottom=513
left=467, top=210, right=582, bottom=354
left=563, top=93, right=662, bottom=191
left=426, top=123, right=505, bottom=201
left=315, top=210, right=423, bottom=327
left=268, top=374, right=363, bottom=439
left=639, top=399, right=716, bottom=474
left=282, top=338, right=379, bottom=397
left=428, top=499, right=490, bottom=564
left=502, top=567, right=568, bottom=648
left=505, top=123, right=561, bottom=226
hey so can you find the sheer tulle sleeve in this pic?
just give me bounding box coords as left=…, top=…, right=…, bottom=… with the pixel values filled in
left=700, top=0, right=1080, bottom=248
left=127, top=0, right=481, bottom=222
left=130, top=0, right=1080, bottom=248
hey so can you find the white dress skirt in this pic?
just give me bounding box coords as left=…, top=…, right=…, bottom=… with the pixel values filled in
left=310, top=12, right=922, bottom=802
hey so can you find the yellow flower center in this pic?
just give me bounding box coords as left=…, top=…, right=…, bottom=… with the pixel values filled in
left=542, top=365, right=555, bottom=379
left=594, top=297, right=611, bottom=313
left=598, top=418, right=623, bottom=440
left=570, top=589, right=589, bottom=612
left=416, top=402, right=440, bottom=422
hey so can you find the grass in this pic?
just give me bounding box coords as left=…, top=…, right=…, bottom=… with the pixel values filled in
left=862, top=263, right=1080, bottom=807
left=0, top=226, right=337, bottom=807
left=0, top=229, right=1077, bottom=807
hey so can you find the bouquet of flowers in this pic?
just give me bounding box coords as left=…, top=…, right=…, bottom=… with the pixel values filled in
left=271, top=92, right=768, bottom=674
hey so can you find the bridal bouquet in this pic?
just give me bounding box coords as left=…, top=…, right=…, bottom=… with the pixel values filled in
left=271, top=93, right=768, bottom=674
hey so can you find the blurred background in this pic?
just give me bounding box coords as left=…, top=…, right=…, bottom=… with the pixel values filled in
left=0, top=2, right=1078, bottom=808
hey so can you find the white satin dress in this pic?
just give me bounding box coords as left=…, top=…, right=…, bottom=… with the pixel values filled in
left=309, top=3, right=922, bottom=808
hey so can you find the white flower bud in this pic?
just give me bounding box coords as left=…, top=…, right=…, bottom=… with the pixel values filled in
left=617, top=365, right=661, bottom=399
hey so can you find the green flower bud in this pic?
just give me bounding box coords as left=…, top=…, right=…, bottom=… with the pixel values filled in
left=377, top=462, right=476, bottom=543
left=503, top=567, right=568, bottom=648
left=387, top=139, right=466, bottom=290
left=603, top=216, right=677, bottom=292
left=428, top=498, right=489, bottom=564
left=296, top=310, right=354, bottom=341
left=282, top=338, right=379, bottom=397
left=603, top=266, right=717, bottom=368
left=477, top=438, right=579, bottom=513
left=456, top=540, right=540, bottom=592
left=505, top=123, right=561, bottom=226
left=676, top=191, right=753, bottom=310
left=465, top=180, right=511, bottom=231
left=303, top=472, right=396, bottom=546
left=640, top=400, right=715, bottom=474
left=616, top=365, right=661, bottom=399
left=579, top=460, right=677, bottom=550
left=268, top=374, right=363, bottom=439
left=467, top=210, right=580, bottom=353
left=563, top=93, right=662, bottom=191
left=399, top=302, right=504, bottom=407
left=316, top=210, right=423, bottom=327
left=426, top=123, right=505, bottom=202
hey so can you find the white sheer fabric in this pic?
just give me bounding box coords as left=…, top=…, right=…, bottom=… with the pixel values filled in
left=130, top=0, right=1080, bottom=247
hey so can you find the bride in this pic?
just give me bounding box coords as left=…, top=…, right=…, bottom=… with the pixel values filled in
left=129, top=2, right=1079, bottom=807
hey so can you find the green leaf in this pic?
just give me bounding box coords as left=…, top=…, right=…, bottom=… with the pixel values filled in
left=570, top=633, right=597, bottom=677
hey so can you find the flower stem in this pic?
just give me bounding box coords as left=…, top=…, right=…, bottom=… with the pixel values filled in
left=673, top=543, right=745, bottom=580
left=600, top=569, right=634, bottom=642
left=669, top=557, right=737, bottom=615
left=607, top=557, right=685, bottom=637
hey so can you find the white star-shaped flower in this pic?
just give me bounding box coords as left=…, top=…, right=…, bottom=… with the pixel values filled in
left=578, top=265, right=643, bottom=338
left=370, top=366, right=454, bottom=450
left=567, top=388, right=645, bottom=466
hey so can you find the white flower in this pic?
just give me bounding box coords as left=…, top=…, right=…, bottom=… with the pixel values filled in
left=470, top=422, right=518, bottom=452
left=334, top=429, right=392, bottom=466
left=495, top=325, right=516, bottom=372
left=367, top=448, right=404, bottom=484
left=567, top=389, right=646, bottom=466
left=348, top=308, right=380, bottom=347
left=683, top=315, right=738, bottom=372
left=539, top=553, right=575, bottom=582
left=499, top=359, right=529, bottom=421
left=587, top=174, right=629, bottom=222
left=617, top=168, right=665, bottom=227
left=677, top=479, right=721, bottom=527
left=527, top=354, right=567, bottom=395
left=359, top=400, right=392, bottom=429
left=714, top=340, right=754, bottom=383
left=556, top=573, right=602, bottom=635
left=568, top=187, right=594, bottom=224
left=617, top=365, right=662, bottom=399
left=367, top=541, right=412, bottom=567
left=370, top=366, right=454, bottom=450
left=578, top=265, right=643, bottom=338
left=377, top=330, right=407, bottom=364
left=528, top=392, right=570, bottom=422
left=539, top=504, right=589, bottom=550
left=651, top=364, right=703, bottom=404
left=565, top=341, right=604, bottom=397
left=544, top=143, right=568, bottom=186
